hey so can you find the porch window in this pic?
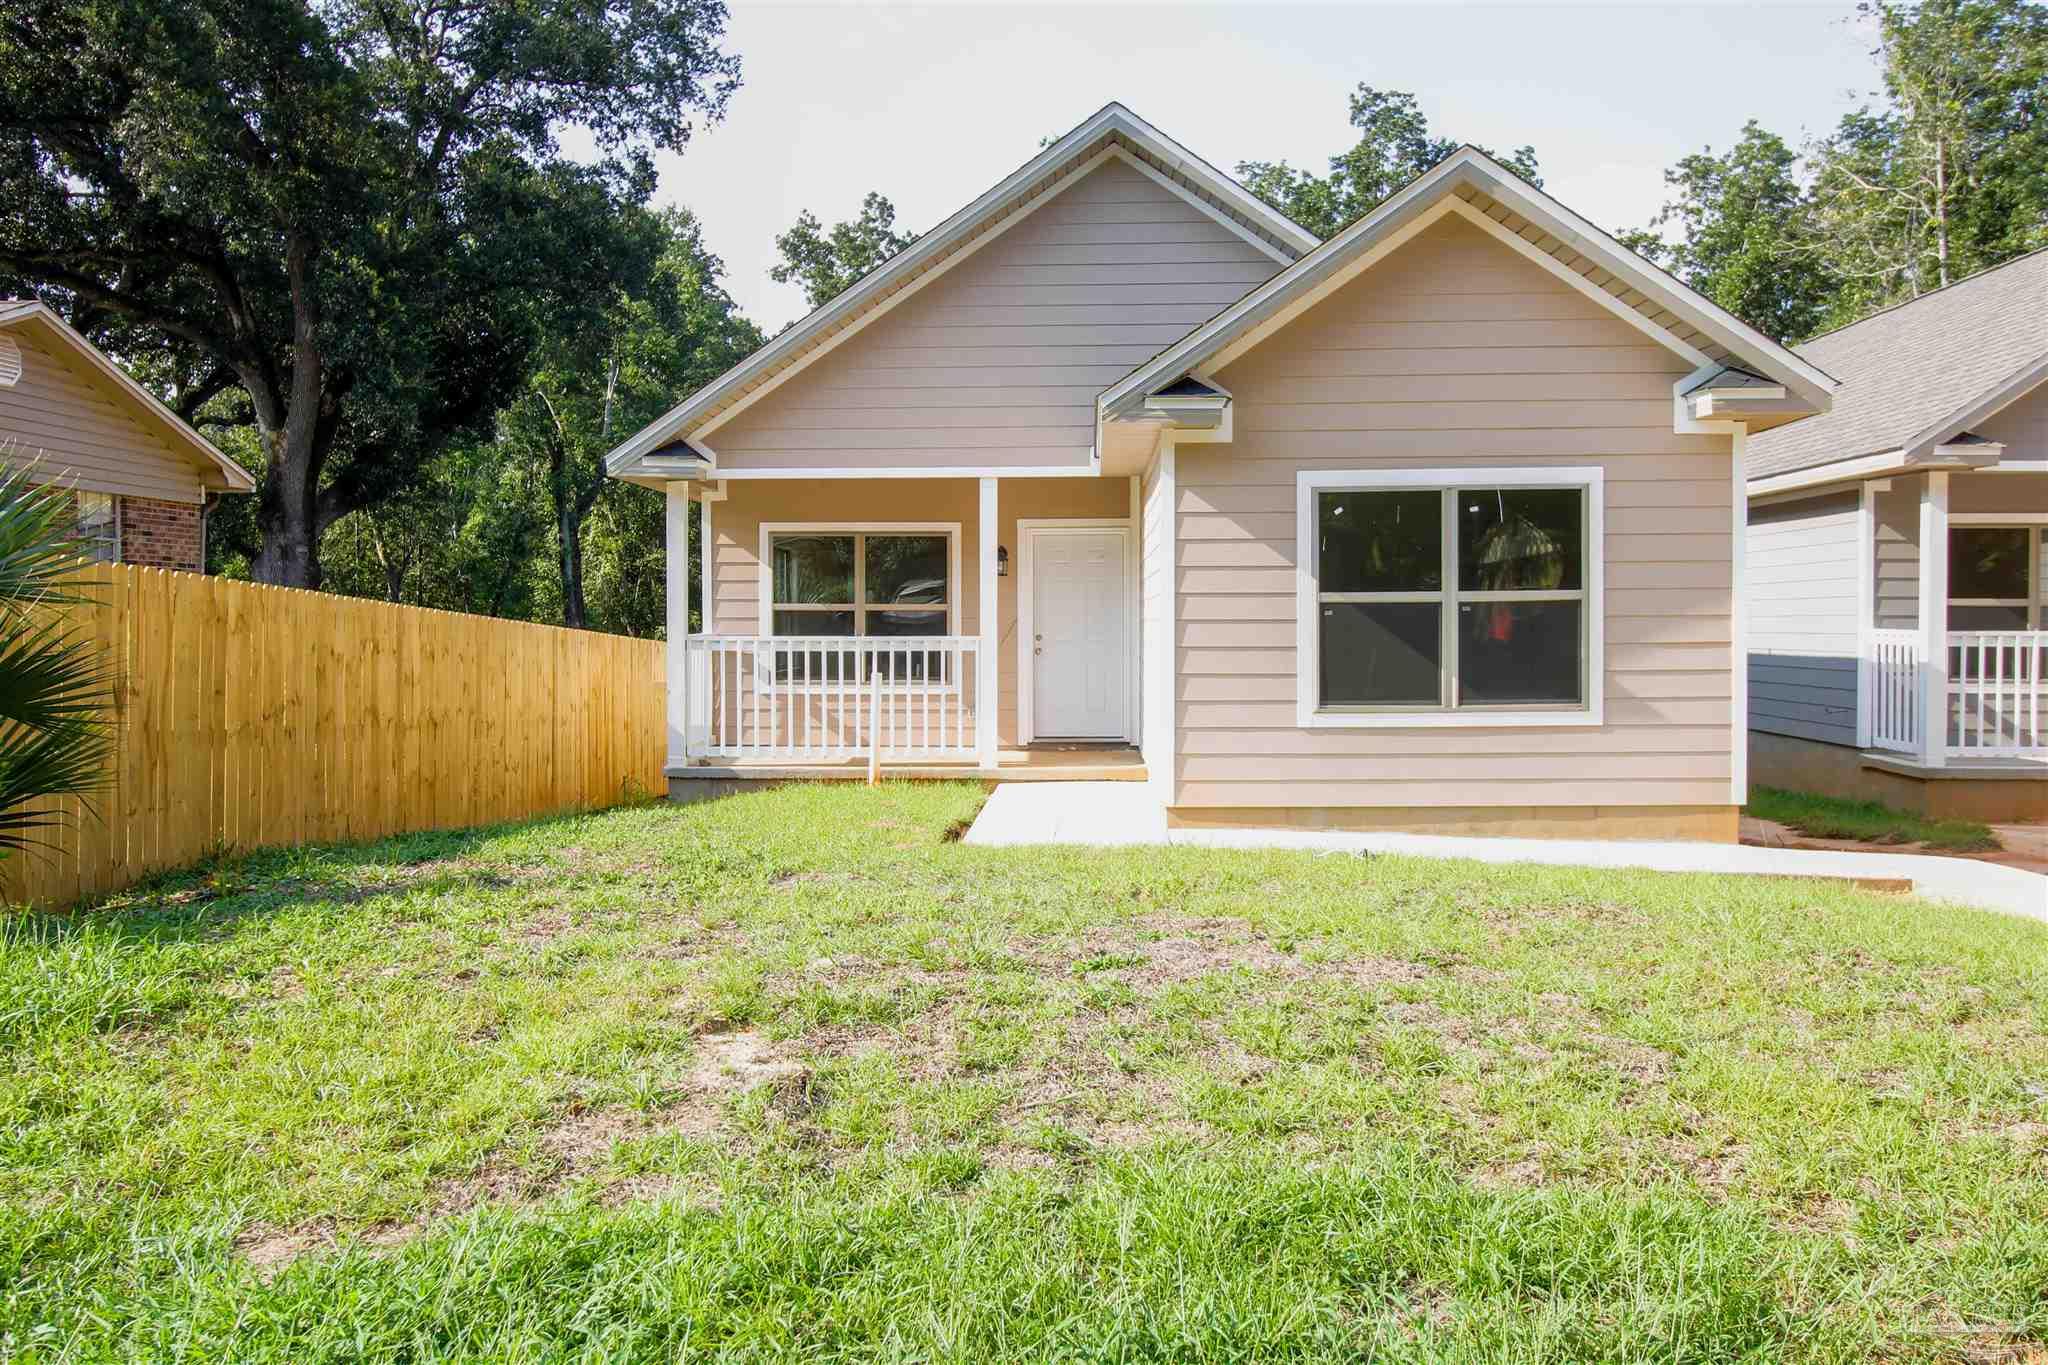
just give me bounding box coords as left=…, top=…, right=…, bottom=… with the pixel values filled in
left=1947, top=526, right=2039, bottom=630
left=1296, top=468, right=1604, bottom=727
left=767, top=528, right=955, bottom=682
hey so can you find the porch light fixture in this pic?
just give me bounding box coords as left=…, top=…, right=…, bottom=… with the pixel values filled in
left=997, top=545, right=1009, bottom=577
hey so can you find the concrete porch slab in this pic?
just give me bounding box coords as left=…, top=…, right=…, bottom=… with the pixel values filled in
left=964, top=783, right=2047, bottom=922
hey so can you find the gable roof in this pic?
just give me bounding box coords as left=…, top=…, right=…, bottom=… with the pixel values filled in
left=1100, top=147, right=1838, bottom=421
left=1746, top=247, right=2048, bottom=481
left=607, top=102, right=1318, bottom=479
left=0, top=301, right=255, bottom=494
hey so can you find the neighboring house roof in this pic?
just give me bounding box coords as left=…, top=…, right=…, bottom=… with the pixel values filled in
left=1100, top=147, right=1838, bottom=422
left=0, top=300, right=256, bottom=494
left=607, top=102, right=1318, bottom=478
left=1747, top=247, right=2048, bottom=482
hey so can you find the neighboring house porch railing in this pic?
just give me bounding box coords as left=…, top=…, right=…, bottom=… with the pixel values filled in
left=681, top=635, right=984, bottom=771
left=1867, top=629, right=2048, bottom=760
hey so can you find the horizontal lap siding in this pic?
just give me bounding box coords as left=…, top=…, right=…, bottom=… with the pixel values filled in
left=709, top=159, right=1283, bottom=473
left=1746, top=491, right=1859, bottom=747
left=1179, top=214, right=1732, bottom=810
left=0, top=334, right=206, bottom=503
left=1873, top=480, right=1921, bottom=630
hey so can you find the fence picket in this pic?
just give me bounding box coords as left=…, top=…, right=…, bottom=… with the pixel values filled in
left=0, top=567, right=665, bottom=908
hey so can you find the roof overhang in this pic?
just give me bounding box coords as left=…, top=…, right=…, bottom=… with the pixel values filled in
left=0, top=301, right=255, bottom=495
left=606, top=102, right=1317, bottom=484
left=1746, top=438, right=2005, bottom=499
left=1100, top=148, right=1838, bottom=429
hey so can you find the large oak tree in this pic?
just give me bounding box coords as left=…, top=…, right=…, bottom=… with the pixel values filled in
left=0, top=0, right=739, bottom=586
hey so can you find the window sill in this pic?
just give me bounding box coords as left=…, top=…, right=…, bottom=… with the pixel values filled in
left=1298, top=706, right=1603, bottom=729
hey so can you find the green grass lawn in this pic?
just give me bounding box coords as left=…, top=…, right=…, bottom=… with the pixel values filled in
left=3, top=783, right=2046, bottom=1362
left=1748, top=785, right=2002, bottom=852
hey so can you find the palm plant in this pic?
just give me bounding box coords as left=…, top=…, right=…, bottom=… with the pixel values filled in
left=0, top=461, right=115, bottom=859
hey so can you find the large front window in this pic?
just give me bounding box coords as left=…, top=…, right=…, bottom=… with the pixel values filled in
left=766, top=527, right=955, bottom=682
left=1297, top=469, right=1603, bottom=726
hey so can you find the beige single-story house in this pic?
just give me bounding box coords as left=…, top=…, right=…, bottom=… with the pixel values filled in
left=1746, top=248, right=2048, bottom=822
left=0, top=300, right=254, bottom=570
left=610, top=103, right=1836, bottom=842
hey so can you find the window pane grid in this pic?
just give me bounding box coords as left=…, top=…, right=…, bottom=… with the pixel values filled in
left=770, top=532, right=951, bottom=638
left=1313, top=485, right=1586, bottom=713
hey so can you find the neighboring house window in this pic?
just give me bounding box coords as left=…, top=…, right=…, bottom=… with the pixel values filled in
left=765, top=526, right=957, bottom=682
left=74, top=491, right=118, bottom=563
left=1947, top=526, right=2039, bottom=630
left=1295, top=468, right=1604, bottom=727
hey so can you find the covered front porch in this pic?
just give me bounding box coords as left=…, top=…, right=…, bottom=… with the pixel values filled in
left=1858, top=469, right=2048, bottom=769
left=661, top=472, right=1148, bottom=781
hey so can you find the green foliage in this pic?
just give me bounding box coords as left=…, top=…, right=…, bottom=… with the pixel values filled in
left=1747, top=785, right=2000, bottom=851
left=1629, top=122, right=1840, bottom=343
left=0, top=0, right=742, bottom=587
left=303, top=207, right=761, bottom=635
left=1237, top=86, right=1542, bottom=239
left=0, top=464, right=114, bottom=857
left=1632, top=0, right=2048, bottom=337
left=770, top=191, right=918, bottom=309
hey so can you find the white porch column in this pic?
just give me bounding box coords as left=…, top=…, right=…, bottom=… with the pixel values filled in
left=1854, top=481, right=1876, bottom=749
left=1918, top=471, right=1949, bottom=767
left=977, top=476, right=999, bottom=767
left=665, top=481, right=692, bottom=769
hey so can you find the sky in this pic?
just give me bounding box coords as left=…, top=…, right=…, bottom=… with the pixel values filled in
left=648, top=2, right=1885, bottom=332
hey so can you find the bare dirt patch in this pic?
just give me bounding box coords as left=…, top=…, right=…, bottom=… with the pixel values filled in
left=234, top=1221, right=336, bottom=1279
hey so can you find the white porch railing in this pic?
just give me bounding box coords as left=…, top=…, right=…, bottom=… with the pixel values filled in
left=682, top=635, right=984, bottom=765
left=1866, top=629, right=2048, bottom=759
left=1867, top=629, right=1923, bottom=754
left=1950, top=631, right=2046, bottom=758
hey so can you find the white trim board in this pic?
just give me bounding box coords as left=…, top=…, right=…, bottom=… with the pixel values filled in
left=1015, top=517, right=1141, bottom=745
left=703, top=463, right=1101, bottom=481
left=1293, top=465, right=1608, bottom=730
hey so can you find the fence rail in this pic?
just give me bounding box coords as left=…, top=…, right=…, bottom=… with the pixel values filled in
left=684, top=634, right=983, bottom=765
left=2, top=565, right=665, bottom=909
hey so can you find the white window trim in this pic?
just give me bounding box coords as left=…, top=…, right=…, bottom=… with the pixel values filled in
left=75, top=489, right=120, bottom=564
left=1294, top=466, right=1605, bottom=729
left=1946, top=522, right=2041, bottom=630
left=756, top=521, right=963, bottom=694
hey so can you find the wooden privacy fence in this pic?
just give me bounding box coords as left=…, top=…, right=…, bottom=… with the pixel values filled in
left=2, top=565, right=666, bottom=909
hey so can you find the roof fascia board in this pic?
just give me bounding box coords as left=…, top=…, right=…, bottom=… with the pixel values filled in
left=606, top=104, right=1313, bottom=474
left=1109, top=147, right=1292, bottom=265
left=1106, top=108, right=1317, bottom=255
left=0, top=304, right=255, bottom=493
left=1900, top=351, right=2048, bottom=461
left=1745, top=444, right=1999, bottom=498
left=1464, top=160, right=1838, bottom=408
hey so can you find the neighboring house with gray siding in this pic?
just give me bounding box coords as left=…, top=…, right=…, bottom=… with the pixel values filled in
left=0, top=301, right=253, bottom=571
left=1745, top=248, right=2048, bottom=821
left=612, top=102, right=1834, bottom=843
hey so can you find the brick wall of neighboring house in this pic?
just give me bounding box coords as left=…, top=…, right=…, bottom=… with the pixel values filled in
left=118, top=495, right=204, bottom=572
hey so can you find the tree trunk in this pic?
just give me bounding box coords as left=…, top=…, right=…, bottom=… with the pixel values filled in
left=250, top=443, right=322, bottom=587
left=249, top=234, right=332, bottom=588
left=559, top=496, right=588, bottom=630
left=1932, top=131, right=1950, bottom=288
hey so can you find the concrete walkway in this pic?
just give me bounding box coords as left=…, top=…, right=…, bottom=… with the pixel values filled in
left=965, top=782, right=2047, bottom=922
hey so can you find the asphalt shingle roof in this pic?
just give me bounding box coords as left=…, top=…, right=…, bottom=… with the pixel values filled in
left=1748, top=249, right=2048, bottom=479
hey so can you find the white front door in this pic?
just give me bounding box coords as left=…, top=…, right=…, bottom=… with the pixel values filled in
left=1029, top=528, right=1130, bottom=739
